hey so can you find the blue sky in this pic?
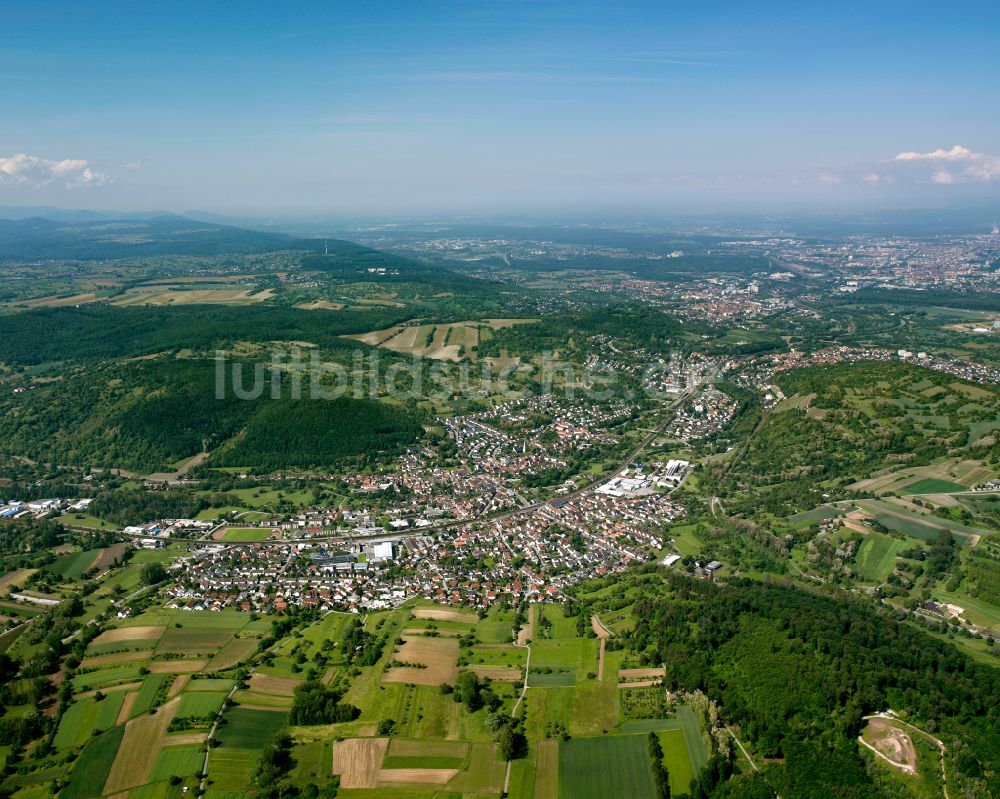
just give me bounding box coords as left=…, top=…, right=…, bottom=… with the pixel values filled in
left=1, top=0, right=999, bottom=215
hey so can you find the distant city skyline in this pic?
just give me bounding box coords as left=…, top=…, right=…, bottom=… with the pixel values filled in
left=2, top=0, right=999, bottom=214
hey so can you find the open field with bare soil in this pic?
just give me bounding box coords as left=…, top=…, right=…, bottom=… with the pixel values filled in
left=332, top=737, right=388, bottom=789
left=383, top=635, right=459, bottom=686
left=90, top=543, right=129, bottom=571
left=92, top=625, right=166, bottom=645
left=0, top=568, right=37, bottom=593
left=861, top=717, right=917, bottom=773
left=468, top=665, right=522, bottom=681
left=247, top=673, right=300, bottom=696
left=412, top=607, right=478, bottom=624
left=618, top=667, right=665, bottom=680
left=378, top=767, right=460, bottom=784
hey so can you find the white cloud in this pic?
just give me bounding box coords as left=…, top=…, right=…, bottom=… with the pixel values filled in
left=0, top=153, right=112, bottom=188
left=895, top=145, right=972, bottom=161
left=890, top=144, right=1000, bottom=183
left=811, top=145, right=1000, bottom=188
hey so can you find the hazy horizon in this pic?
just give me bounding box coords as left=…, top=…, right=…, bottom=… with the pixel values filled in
left=3, top=1, right=1000, bottom=215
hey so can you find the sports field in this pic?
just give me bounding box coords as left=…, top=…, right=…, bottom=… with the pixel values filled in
left=218, top=527, right=274, bottom=542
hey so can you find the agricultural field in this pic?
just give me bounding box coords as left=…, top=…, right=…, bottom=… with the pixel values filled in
left=19, top=281, right=277, bottom=309
left=850, top=458, right=993, bottom=496
left=5, top=205, right=1000, bottom=799
left=48, top=599, right=692, bottom=799
left=902, top=477, right=970, bottom=495
left=344, top=318, right=537, bottom=361
left=61, top=726, right=127, bottom=799
left=855, top=532, right=910, bottom=582
left=0, top=568, right=37, bottom=594
left=30, top=601, right=270, bottom=798
left=329, top=735, right=507, bottom=795
left=383, top=634, right=460, bottom=686
left=51, top=548, right=102, bottom=579
left=207, top=707, right=290, bottom=799
left=1, top=494, right=988, bottom=799
left=558, top=734, right=656, bottom=799
left=854, top=499, right=986, bottom=541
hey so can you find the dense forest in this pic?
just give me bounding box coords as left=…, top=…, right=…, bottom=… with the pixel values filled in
left=0, top=358, right=423, bottom=472
left=0, top=304, right=410, bottom=366
left=627, top=573, right=1000, bottom=798
left=212, top=396, right=423, bottom=471
left=837, top=288, right=1000, bottom=314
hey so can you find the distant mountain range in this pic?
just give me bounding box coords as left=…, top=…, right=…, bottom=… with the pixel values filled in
left=0, top=213, right=319, bottom=260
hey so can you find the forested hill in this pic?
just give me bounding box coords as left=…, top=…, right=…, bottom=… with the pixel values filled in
left=0, top=358, right=423, bottom=472
left=626, top=572, right=1000, bottom=798
left=0, top=304, right=415, bottom=366
left=0, top=214, right=312, bottom=259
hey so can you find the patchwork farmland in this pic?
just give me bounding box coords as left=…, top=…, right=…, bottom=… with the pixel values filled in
left=344, top=318, right=538, bottom=361
left=17, top=576, right=715, bottom=799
